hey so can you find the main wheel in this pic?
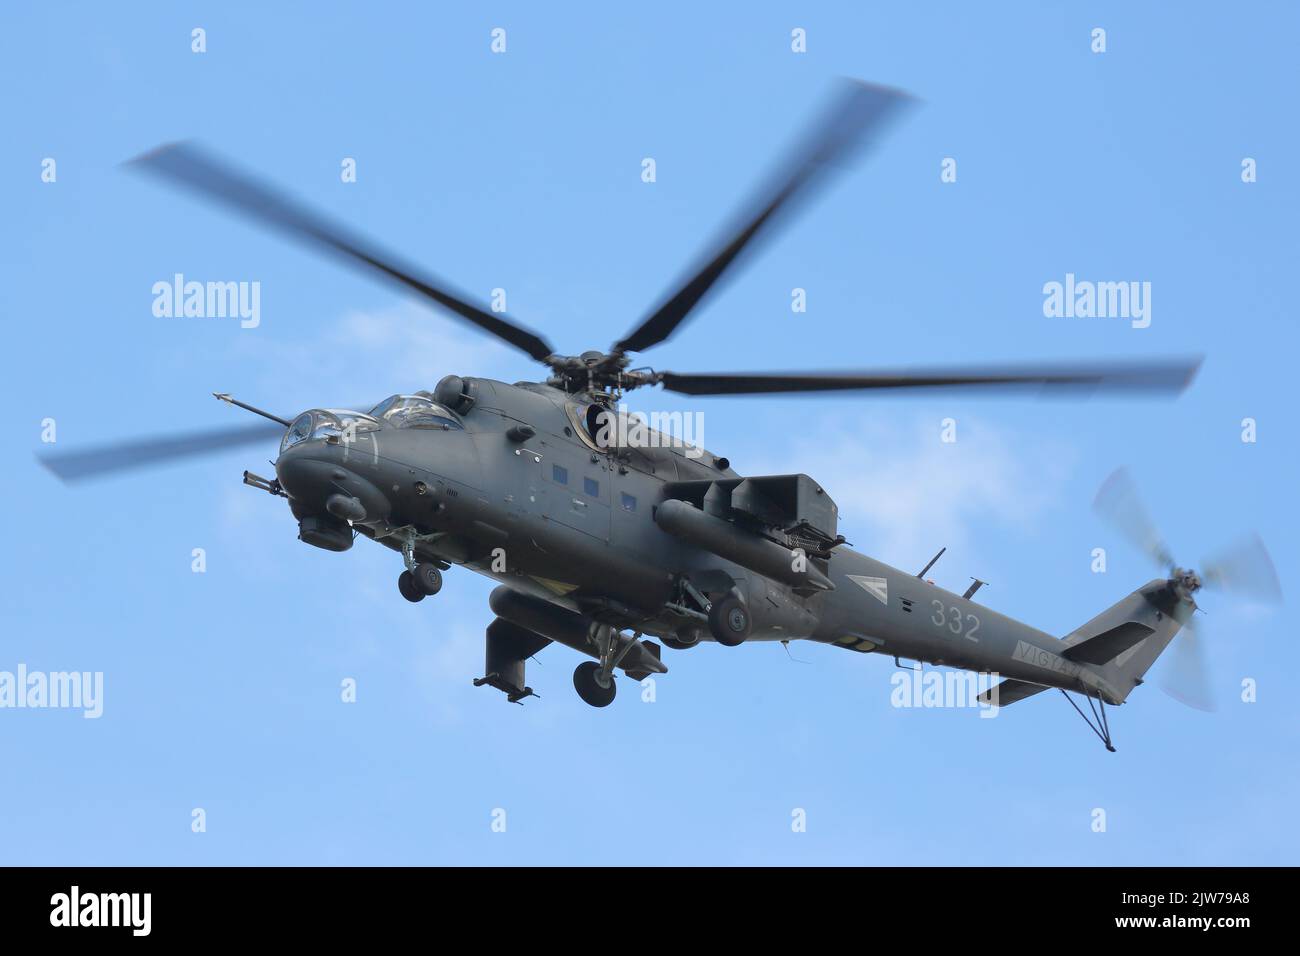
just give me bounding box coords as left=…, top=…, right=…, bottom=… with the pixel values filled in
left=708, top=595, right=750, bottom=647
left=397, top=570, right=424, bottom=603
left=573, top=661, right=617, bottom=708
left=413, top=563, right=443, bottom=596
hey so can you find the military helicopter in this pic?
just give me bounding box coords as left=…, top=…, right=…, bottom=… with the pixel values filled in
left=40, top=82, right=1278, bottom=748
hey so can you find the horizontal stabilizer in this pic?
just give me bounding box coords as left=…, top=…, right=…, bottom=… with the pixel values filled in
left=1061, top=621, right=1155, bottom=665
left=979, top=678, right=1050, bottom=707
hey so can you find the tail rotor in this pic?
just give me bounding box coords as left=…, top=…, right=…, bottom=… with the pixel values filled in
left=1092, top=468, right=1281, bottom=712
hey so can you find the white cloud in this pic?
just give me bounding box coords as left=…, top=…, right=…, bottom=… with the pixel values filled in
left=749, top=416, right=1078, bottom=568
left=227, top=299, right=539, bottom=412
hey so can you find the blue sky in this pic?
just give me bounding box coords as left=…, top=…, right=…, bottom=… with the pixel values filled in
left=4, top=1, right=1297, bottom=864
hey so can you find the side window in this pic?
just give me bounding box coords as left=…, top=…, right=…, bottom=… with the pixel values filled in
left=552, top=464, right=568, bottom=485
left=585, top=404, right=611, bottom=449
left=620, top=493, right=637, bottom=512
left=583, top=477, right=599, bottom=497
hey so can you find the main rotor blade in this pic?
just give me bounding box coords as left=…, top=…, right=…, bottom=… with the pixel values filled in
left=1093, top=467, right=1176, bottom=569
left=612, top=80, right=911, bottom=356
left=1202, top=534, right=1283, bottom=604
left=128, top=142, right=557, bottom=364
left=657, top=357, right=1200, bottom=399
left=38, top=422, right=283, bottom=483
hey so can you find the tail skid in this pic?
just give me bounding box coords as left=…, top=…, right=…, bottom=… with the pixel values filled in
left=981, top=577, right=1196, bottom=752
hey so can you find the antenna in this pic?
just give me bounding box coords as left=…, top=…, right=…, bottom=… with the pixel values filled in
left=213, top=393, right=292, bottom=427
left=916, top=547, right=946, bottom=579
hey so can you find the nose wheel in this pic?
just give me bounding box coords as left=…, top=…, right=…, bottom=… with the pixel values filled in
left=573, top=661, right=617, bottom=707
left=398, top=563, right=443, bottom=602
left=398, top=570, right=423, bottom=602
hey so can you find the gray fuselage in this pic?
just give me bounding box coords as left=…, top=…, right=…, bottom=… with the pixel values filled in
left=274, top=376, right=1159, bottom=704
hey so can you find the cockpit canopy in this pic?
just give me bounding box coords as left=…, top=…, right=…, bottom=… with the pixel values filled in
left=280, top=396, right=462, bottom=455
left=280, top=409, right=380, bottom=454
left=368, top=394, right=462, bottom=430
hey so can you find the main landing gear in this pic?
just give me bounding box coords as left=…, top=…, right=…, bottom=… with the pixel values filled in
left=708, top=594, right=751, bottom=647
left=677, top=578, right=751, bottom=647
left=398, top=564, right=442, bottom=602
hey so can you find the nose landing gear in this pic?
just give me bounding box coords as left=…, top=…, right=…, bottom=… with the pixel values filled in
left=398, top=563, right=443, bottom=602
left=572, top=661, right=617, bottom=707
left=398, top=570, right=422, bottom=602
left=384, top=525, right=448, bottom=603
left=413, top=563, right=443, bottom=595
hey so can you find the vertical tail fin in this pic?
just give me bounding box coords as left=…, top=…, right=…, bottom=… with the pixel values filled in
left=1061, top=578, right=1194, bottom=703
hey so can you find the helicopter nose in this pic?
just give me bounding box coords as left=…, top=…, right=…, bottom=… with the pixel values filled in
left=275, top=444, right=391, bottom=524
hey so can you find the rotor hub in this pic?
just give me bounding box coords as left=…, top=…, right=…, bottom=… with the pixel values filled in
left=1172, top=567, right=1202, bottom=600
left=544, top=349, right=658, bottom=397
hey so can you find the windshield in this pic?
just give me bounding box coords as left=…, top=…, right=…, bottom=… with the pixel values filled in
left=369, top=394, right=462, bottom=429
left=284, top=412, right=313, bottom=451
left=280, top=409, right=380, bottom=454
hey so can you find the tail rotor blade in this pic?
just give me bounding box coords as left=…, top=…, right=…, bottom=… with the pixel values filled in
left=1093, top=467, right=1175, bottom=569
left=1202, top=533, right=1283, bottom=604
left=1159, top=618, right=1216, bottom=713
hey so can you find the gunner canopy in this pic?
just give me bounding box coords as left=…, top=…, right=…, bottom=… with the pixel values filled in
left=280, top=409, right=380, bottom=454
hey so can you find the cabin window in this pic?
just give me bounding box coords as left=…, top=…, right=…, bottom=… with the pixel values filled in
left=620, top=493, right=637, bottom=512
left=552, top=464, right=568, bottom=485
left=583, top=477, right=600, bottom=497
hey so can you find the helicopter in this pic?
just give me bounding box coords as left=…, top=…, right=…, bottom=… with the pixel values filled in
left=39, top=81, right=1278, bottom=749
